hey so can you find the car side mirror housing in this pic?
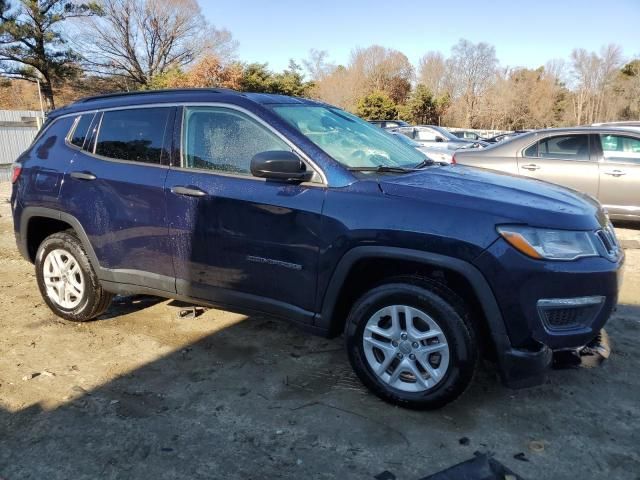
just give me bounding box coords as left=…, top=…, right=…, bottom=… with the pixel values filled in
left=435, top=136, right=444, bottom=142
left=251, top=150, right=313, bottom=182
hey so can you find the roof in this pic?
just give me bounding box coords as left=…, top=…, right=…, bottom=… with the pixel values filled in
left=48, top=88, right=326, bottom=119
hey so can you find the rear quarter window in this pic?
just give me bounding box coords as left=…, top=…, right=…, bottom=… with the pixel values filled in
left=69, top=114, right=95, bottom=148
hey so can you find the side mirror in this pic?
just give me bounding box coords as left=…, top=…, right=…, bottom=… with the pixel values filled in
left=250, top=150, right=313, bottom=182
left=435, top=136, right=445, bottom=143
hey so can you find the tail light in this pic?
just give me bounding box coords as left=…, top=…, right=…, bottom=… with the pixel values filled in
left=451, top=154, right=457, bottom=164
left=11, top=162, right=22, bottom=184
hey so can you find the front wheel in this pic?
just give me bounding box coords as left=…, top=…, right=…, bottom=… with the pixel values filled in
left=35, top=231, right=113, bottom=322
left=345, top=277, right=478, bottom=409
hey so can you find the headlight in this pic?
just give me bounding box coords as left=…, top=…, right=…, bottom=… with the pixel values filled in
left=497, top=225, right=598, bottom=260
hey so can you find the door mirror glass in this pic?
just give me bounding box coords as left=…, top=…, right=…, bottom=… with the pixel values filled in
left=251, top=151, right=312, bottom=182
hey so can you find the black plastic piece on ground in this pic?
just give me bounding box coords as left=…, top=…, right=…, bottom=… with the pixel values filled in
left=419, top=453, right=524, bottom=479
left=374, top=471, right=396, bottom=480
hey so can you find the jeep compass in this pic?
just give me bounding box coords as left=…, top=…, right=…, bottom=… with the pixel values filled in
left=11, top=89, right=624, bottom=409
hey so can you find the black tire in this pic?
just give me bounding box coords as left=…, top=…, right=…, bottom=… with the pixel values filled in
left=35, top=230, right=113, bottom=322
left=345, top=276, right=478, bottom=410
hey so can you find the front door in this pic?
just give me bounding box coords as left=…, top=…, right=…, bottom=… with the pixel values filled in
left=165, top=106, right=325, bottom=321
left=596, top=133, right=640, bottom=218
left=517, top=133, right=599, bottom=197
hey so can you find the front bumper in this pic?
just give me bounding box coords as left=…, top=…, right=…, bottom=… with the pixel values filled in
left=474, top=238, right=623, bottom=386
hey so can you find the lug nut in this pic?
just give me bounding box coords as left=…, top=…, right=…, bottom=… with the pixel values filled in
left=397, top=353, right=404, bottom=359
left=412, top=342, right=419, bottom=349
left=409, top=354, right=416, bottom=360
left=401, top=333, right=407, bottom=340
left=392, top=341, right=398, bottom=347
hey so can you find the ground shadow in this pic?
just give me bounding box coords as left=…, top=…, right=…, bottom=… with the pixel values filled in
left=1, top=303, right=639, bottom=479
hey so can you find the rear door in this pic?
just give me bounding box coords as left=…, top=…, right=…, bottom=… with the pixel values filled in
left=517, top=133, right=599, bottom=196
left=165, top=105, right=325, bottom=321
left=60, top=106, right=175, bottom=292
left=596, top=132, right=640, bottom=218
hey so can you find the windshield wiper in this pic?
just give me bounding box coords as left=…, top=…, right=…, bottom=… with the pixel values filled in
left=347, top=165, right=414, bottom=173
left=413, top=158, right=436, bottom=169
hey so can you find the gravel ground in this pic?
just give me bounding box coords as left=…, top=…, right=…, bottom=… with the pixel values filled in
left=0, top=180, right=639, bottom=480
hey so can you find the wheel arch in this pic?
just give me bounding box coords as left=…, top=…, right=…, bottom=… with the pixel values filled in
left=20, top=207, right=101, bottom=270
left=316, top=246, right=511, bottom=357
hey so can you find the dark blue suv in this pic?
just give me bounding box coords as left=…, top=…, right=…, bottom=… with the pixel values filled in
left=10, top=89, right=624, bottom=409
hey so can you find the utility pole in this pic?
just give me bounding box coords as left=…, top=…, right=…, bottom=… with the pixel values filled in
left=36, top=77, right=45, bottom=122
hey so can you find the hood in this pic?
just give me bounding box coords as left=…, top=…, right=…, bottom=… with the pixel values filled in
left=378, top=165, right=606, bottom=230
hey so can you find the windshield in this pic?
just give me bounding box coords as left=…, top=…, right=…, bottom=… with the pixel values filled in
left=272, top=105, right=425, bottom=169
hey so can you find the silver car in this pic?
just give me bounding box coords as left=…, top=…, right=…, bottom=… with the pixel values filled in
left=390, top=132, right=454, bottom=163
left=394, top=125, right=488, bottom=150
left=454, top=127, right=640, bottom=221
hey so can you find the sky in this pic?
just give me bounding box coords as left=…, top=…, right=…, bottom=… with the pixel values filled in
left=201, top=0, right=640, bottom=74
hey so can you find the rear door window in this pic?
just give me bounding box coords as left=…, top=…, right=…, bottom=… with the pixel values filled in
left=524, top=135, right=589, bottom=161
left=94, top=108, right=171, bottom=164
left=538, top=135, right=589, bottom=161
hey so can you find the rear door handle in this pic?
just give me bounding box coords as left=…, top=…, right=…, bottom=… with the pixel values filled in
left=521, top=164, right=540, bottom=171
left=170, top=185, right=208, bottom=197
left=603, top=169, right=626, bottom=177
left=70, top=171, right=97, bottom=181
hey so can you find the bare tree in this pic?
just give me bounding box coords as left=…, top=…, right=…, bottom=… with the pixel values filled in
left=349, top=45, right=414, bottom=103
left=78, top=0, right=237, bottom=88
left=447, top=39, right=498, bottom=127
left=417, top=51, right=449, bottom=96
left=302, top=48, right=334, bottom=81
left=569, top=44, right=623, bottom=124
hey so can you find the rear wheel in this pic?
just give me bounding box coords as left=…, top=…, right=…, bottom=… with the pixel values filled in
left=345, top=277, right=478, bottom=409
left=35, top=231, right=113, bottom=321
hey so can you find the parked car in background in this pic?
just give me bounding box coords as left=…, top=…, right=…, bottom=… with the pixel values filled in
left=484, top=130, right=532, bottom=144
left=11, top=90, right=623, bottom=410
left=454, top=127, right=640, bottom=221
left=393, top=125, right=488, bottom=150
left=390, top=132, right=454, bottom=163
left=450, top=130, right=485, bottom=141
left=368, top=120, right=411, bottom=129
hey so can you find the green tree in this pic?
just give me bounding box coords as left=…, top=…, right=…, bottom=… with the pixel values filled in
left=356, top=91, right=397, bottom=120
left=403, top=84, right=437, bottom=124
left=239, top=60, right=313, bottom=96
left=0, top=0, right=96, bottom=109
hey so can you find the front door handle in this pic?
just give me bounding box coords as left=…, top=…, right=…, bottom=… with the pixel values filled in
left=521, top=164, right=540, bottom=171
left=70, top=171, right=97, bottom=181
left=603, top=169, right=626, bottom=177
left=170, top=185, right=208, bottom=197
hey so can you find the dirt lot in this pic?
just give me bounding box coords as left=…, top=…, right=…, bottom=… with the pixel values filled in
left=0, top=180, right=639, bottom=480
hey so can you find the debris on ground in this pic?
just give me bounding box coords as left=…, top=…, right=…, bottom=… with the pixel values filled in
left=528, top=440, right=545, bottom=453
left=177, top=306, right=208, bottom=319
left=419, top=453, right=524, bottom=479
left=459, top=437, right=471, bottom=446
left=513, top=452, right=529, bottom=462
left=374, top=471, right=396, bottom=480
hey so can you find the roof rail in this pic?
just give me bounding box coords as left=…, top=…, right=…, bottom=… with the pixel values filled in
left=76, top=88, right=239, bottom=104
